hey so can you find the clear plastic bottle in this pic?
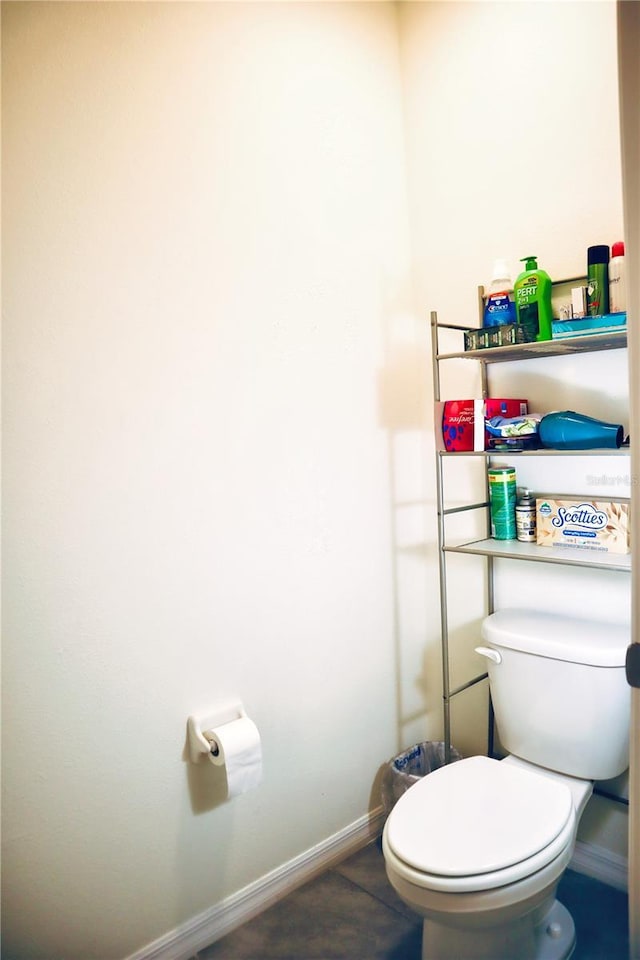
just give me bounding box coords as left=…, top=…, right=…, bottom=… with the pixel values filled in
left=609, top=241, right=626, bottom=314
left=483, top=259, right=517, bottom=328
left=515, top=487, right=536, bottom=543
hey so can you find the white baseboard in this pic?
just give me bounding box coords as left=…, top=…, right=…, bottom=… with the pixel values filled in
left=569, top=839, right=629, bottom=892
left=125, top=805, right=387, bottom=960
left=124, top=813, right=627, bottom=960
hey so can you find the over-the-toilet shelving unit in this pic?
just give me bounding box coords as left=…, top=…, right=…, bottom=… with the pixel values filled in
left=431, top=292, right=630, bottom=764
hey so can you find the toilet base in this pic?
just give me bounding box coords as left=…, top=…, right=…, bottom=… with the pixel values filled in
left=421, top=898, right=576, bottom=960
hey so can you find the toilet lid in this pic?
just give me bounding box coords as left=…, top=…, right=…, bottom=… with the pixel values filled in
left=385, top=756, right=573, bottom=878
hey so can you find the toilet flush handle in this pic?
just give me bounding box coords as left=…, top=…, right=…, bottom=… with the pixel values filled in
left=474, top=646, right=502, bottom=664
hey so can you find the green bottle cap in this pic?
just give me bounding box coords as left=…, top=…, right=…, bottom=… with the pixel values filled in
left=521, top=256, right=538, bottom=270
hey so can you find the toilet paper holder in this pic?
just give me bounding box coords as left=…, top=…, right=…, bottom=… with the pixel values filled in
left=187, top=700, right=247, bottom=764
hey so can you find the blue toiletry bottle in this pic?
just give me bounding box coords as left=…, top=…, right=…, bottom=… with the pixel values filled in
left=483, top=259, right=517, bottom=328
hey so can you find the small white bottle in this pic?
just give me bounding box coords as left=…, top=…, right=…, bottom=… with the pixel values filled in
left=609, top=241, right=626, bottom=314
left=515, top=488, right=536, bottom=543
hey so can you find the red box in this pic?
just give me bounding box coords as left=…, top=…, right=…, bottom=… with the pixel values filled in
left=440, top=398, right=528, bottom=451
left=441, top=399, right=480, bottom=451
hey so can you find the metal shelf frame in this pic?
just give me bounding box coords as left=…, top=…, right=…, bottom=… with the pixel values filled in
left=437, top=327, right=627, bottom=364
left=430, top=306, right=630, bottom=764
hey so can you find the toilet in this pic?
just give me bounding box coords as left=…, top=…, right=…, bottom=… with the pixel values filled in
left=382, top=609, right=630, bottom=960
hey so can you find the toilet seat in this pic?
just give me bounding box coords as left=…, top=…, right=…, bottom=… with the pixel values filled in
left=384, top=755, right=576, bottom=893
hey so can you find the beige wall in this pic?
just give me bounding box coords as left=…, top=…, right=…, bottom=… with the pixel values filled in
left=398, top=0, right=629, bottom=851
left=618, top=0, right=640, bottom=946
left=2, top=4, right=416, bottom=958
left=1, top=2, right=629, bottom=959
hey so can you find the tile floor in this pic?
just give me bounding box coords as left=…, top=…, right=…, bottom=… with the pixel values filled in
left=195, top=838, right=629, bottom=960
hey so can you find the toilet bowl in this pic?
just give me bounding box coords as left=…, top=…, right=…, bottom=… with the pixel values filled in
left=382, top=755, right=593, bottom=960
left=381, top=609, right=629, bottom=960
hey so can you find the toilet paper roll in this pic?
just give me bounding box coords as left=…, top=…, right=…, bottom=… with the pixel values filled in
left=204, top=716, right=262, bottom=799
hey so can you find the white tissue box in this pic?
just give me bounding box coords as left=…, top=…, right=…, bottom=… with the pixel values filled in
left=536, top=498, right=630, bottom=554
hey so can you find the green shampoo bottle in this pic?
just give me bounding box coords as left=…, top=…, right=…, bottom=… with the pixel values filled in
left=514, top=255, right=553, bottom=342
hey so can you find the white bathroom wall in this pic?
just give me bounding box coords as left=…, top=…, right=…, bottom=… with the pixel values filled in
left=1, top=4, right=416, bottom=958
left=2, top=4, right=631, bottom=959
left=397, top=0, right=629, bottom=857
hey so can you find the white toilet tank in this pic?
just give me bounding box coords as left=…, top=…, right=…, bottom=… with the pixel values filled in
left=480, top=609, right=630, bottom=781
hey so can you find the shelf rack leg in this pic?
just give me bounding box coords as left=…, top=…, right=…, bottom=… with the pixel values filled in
left=431, top=311, right=454, bottom=764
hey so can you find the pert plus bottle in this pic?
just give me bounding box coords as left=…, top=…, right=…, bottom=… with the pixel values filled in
left=483, top=259, right=517, bottom=328
left=514, top=256, right=553, bottom=341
